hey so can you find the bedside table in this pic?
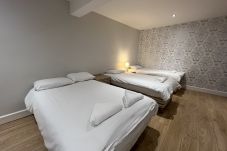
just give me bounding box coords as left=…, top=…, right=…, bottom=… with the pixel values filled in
left=95, top=74, right=111, bottom=84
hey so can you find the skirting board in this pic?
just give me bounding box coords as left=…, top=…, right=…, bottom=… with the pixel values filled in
left=186, top=85, right=227, bottom=97
left=0, top=109, right=31, bottom=125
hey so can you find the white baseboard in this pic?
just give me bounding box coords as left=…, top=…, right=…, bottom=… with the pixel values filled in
left=0, top=109, right=31, bottom=125
left=186, top=85, right=227, bottom=97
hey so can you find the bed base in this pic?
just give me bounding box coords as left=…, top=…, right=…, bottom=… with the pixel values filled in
left=113, top=108, right=157, bottom=151
left=110, top=80, right=172, bottom=109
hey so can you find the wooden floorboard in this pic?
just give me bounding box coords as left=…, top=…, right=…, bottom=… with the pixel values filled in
left=132, top=90, right=227, bottom=151
left=0, top=90, right=226, bottom=151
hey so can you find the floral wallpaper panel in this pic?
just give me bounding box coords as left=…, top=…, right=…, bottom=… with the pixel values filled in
left=137, top=16, right=227, bottom=92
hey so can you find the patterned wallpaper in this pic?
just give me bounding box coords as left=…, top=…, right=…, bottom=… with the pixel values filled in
left=137, top=16, right=227, bottom=92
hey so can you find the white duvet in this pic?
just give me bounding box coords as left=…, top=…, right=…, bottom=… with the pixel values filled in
left=105, top=73, right=181, bottom=101
left=25, top=80, right=158, bottom=151
left=135, top=68, right=185, bottom=82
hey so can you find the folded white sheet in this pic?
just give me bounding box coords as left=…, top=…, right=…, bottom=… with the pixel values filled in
left=90, top=101, right=122, bottom=126
left=151, top=75, right=167, bottom=83
left=123, top=90, right=144, bottom=108
left=136, top=68, right=185, bottom=82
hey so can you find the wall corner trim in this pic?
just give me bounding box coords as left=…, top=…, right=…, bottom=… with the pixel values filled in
left=186, top=85, right=227, bottom=97
left=0, top=109, right=31, bottom=125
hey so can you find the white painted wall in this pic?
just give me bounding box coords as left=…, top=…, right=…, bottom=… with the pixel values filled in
left=0, top=0, right=139, bottom=116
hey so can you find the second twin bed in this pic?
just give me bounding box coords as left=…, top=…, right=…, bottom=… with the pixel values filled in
left=105, top=67, right=184, bottom=108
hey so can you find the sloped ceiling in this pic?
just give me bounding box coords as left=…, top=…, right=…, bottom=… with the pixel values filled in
left=70, top=0, right=227, bottom=30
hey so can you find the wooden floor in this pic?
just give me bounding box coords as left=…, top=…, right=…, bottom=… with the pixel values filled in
left=0, top=90, right=227, bottom=151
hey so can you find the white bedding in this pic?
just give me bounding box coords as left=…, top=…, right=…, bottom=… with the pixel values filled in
left=135, top=68, right=185, bottom=82
left=90, top=101, right=122, bottom=126
left=25, top=80, right=158, bottom=151
left=123, top=90, right=144, bottom=108
left=105, top=73, right=181, bottom=101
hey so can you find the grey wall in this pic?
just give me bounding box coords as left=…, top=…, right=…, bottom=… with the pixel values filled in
left=138, top=16, right=227, bottom=92
left=0, top=0, right=139, bottom=116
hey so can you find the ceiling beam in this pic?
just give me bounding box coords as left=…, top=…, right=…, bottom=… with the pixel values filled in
left=69, top=0, right=110, bottom=17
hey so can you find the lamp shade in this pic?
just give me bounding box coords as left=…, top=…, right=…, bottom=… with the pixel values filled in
left=125, top=62, right=130, bottom=68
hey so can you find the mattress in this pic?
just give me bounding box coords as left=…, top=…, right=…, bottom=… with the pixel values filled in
left=111, top=81, right=171, bottom=108
left=105, top=73, right=180, bottom=102
left=25, top=80, right=158, bottom=151
left=135, top=68, right=185, bottom=83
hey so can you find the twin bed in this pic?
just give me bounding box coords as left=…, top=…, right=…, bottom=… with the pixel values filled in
left=105, top=67, right=184, bottom=108
left=24, top=67, right=185, bottom=151
left=25, top=77, right=158, bottom=151
left=105, top=73, right=181, bottom=108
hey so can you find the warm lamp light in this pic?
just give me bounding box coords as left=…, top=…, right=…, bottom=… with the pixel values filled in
left=125, top=62, right=130, bottom=72
left=116, top=49, right=129, bottom=70
left=125, top=62, right=130, bottom=68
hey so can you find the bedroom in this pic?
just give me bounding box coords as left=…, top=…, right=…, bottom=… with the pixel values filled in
left=0, top=0, right=226, bottom=151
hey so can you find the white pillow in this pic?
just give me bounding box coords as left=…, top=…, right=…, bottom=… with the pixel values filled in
left=67, top=72, right=95, bottom=82
left=106, top=69, right=125, bottom=74
left=34, top=77, right=73, bottom=91
left=130, top=65, right=143, bottom=70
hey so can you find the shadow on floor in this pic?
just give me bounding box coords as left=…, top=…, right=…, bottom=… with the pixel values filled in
left=131, top=127, right=160, bottom=151
left=174, top=88, right=186, bottom=97
left=157, top=101, right=179, bottom=120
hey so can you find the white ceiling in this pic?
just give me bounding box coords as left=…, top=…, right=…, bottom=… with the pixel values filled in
left=93, top=0, right=227, bottom=30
